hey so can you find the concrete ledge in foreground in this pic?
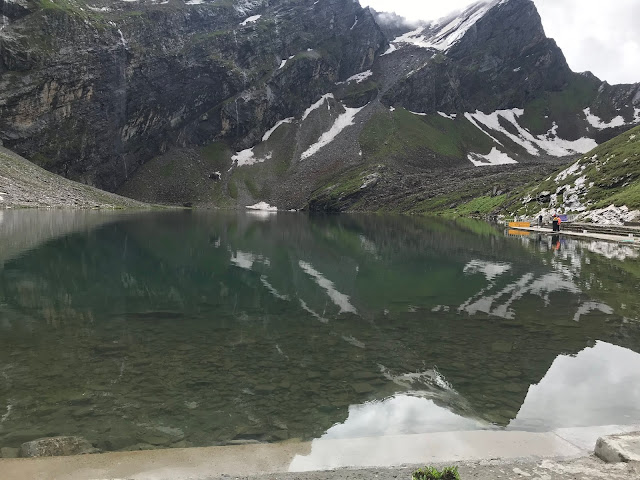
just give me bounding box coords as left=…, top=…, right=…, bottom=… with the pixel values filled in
left=1, top=426, right=638, bottom=480
left=595, top=431, right=640, bottom=463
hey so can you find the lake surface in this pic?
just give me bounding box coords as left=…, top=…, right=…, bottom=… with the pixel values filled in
left=1, top=210, right=640, bottom=452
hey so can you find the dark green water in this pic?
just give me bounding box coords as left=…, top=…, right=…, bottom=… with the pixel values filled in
left=1, top=210, right=639, bottom=452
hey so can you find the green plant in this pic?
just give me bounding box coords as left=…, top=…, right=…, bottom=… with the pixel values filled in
left=412, top=466, right=460, bottom=480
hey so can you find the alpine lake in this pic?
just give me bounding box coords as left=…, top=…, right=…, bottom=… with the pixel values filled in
left=1, top=209, right=639, bottom=453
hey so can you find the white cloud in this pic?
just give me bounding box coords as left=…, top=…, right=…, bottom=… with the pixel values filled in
left=361, top=0, right=640, bottom=85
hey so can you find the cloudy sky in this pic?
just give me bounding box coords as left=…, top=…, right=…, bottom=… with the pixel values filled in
left=360, top=0, right=640, bottom=85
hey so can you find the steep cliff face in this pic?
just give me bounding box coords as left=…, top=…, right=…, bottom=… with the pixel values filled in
left=383, top=0, right=572, bottom=113
left=1, top=0, right=639, bottom=212
left=0, top=0, right=385, bottom=190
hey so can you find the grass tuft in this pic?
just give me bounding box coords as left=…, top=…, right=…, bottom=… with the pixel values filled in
left=413, top=466, right=461, bottom=480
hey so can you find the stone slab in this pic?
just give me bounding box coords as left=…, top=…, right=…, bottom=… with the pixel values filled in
left=554, top=424, right=640, bottom=452
left=288, top=430, right=583, bottom=472
left=595, top=431, right=640, bottom=463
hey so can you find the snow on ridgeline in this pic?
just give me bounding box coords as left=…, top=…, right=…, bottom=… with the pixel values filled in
left=388, top=0, right=498, bottom=53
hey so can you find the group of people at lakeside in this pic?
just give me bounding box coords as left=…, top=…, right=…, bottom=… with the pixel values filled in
left=537, top=213, right=563, bottom=231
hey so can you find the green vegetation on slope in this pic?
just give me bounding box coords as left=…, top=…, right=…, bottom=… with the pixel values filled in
left=118, top=142, right=234, bottom=207
left=407, top=189, right=507, bottom=218
left=518, top=74, right=599, bottom=135
left=501, top=125, right=640, bottom=216
left=360, top=108, right=494, bottom=165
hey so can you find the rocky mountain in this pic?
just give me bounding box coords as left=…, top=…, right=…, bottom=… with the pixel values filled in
left=0, top=0, right=639, bottom=211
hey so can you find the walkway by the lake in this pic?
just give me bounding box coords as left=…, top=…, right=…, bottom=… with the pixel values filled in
left=1, top=426, right=639, bottom=480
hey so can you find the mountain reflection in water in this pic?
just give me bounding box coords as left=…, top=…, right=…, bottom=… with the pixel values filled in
left=0, top=211, right=639, bottom=452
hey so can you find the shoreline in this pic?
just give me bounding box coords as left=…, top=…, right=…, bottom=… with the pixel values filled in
left=509, top=225, right=640, bottom=246
left=1, top=425, right=638, bottom=480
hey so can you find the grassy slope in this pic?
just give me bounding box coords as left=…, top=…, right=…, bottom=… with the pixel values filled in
left=360, top=108, right=494, bottom=165
left=499, top=125, right=640, bottom=217
left=0, top=147, right=150, bottom=209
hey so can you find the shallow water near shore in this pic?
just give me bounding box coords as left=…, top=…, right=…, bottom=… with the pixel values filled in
left=1, top=210, right=639, bottom=453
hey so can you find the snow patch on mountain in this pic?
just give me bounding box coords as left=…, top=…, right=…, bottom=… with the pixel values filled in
left=247, top=201, right=278, bottom=212
left=467, top=109, right=597, bottom=157
left=262, top=117, right=294, bottom=142
left=301, top=94, right=334, bottom=121
left=336, top=70, right=373, bottom=85
left=301, top=103, right=365, bottom=160
left=240, top=15, right=262, bottom=26
left=231, top=148, right=272, bottom=167
left=381, top=44, right=397, bottom=56
left=468, top=147, right=517, bottom=167
left=583, top=108, right=625, bottom=130
left=234, top=0, right=262, bottom=15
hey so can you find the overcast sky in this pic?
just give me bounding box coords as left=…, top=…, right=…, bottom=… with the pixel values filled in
left=360, top=0, right=640, bottom=85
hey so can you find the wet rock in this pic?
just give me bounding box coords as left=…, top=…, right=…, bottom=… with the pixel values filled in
left=170, top=440, right=189, bottom=449
left=136, top=432, right=173, bottom=446
left=228, top=439, right=261, bottom=445
left=352, top=382, right=375, bottom=394
left=122, top=443, right=161, bottom=451
left=20, top=436, right=99, bottom=457
left=1, top=447, right=20, bottom=458
left=491, top=340, right=513, bottom=353
left=254, top=384, right=277, bottom=394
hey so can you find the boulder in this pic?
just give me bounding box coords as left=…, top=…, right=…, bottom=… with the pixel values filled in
left=595, top=432, right=640, bottom=463
left=20, top=436, right=99, bottom=457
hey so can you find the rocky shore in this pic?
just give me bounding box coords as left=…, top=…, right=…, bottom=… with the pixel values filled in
left=0, top=146, right=149, bottom=209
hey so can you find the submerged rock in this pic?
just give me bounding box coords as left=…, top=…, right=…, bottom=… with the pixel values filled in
left=20, top=436, right=99, bottom=457
left=0, top=447, right=20, bottom=458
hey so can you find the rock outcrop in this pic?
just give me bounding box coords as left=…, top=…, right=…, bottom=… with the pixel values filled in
left=0, top=0, right=385, bottom=190
left=20, top=436, right=98, bottom=457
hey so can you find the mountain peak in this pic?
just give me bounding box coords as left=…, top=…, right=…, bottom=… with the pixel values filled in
left=385, top=0, right=525, bottom=53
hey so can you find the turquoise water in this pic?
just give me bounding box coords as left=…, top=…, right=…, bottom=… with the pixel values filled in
left=1, top=210, right=639, bottom=452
